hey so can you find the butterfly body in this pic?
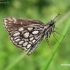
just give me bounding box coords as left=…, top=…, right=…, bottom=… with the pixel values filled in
left=3, top=17, right=56, bottom=55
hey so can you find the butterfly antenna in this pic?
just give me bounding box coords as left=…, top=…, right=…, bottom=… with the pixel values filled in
left=53, top=13, right=61, bottom=21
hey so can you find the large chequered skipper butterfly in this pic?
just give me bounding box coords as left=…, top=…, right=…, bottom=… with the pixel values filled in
left=3, top=13, right=61, bottom=55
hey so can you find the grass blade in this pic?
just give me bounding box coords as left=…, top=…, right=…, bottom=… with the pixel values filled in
left=41, top=17, right=70, bottom=70
left=5, top=52, right=26, bottom=70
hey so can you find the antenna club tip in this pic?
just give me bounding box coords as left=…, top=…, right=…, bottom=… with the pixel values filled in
left=53, top=13, right=61, bottom=20
left=59, top=13, right=61, bottom=15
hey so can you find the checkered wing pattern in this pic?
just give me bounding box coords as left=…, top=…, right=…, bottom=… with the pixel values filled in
left=3, top=17, right=45, bottom=55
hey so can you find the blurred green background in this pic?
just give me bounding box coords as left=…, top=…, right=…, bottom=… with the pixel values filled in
left=0, top=0, right=70, bottom=70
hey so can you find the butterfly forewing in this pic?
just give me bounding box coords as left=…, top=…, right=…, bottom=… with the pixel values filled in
left=3, top=17, right=45, bottom=55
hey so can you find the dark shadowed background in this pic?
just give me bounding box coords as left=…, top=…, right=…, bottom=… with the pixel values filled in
left=0, top=0, right=70, bottom=70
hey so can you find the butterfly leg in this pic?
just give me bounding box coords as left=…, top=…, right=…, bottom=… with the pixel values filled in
left=46, top=38, right=53, bottom=50
left=53, top=31, right=63, bottom=36
left=52, top=32, right=59, bottom=43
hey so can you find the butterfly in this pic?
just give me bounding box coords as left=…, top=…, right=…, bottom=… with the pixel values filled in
left=3, top=13, right=61, bottom=56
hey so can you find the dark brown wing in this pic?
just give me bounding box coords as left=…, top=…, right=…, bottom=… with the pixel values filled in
left=3, top=17, right=45, bottom=55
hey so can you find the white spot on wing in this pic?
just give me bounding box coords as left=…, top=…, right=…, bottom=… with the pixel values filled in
left=27, top=44, right=31, bottom=48
left=32, top=40, right=36, bottom=43
left=4, top=19, right=7, bottom=25
left=14, top=36, right=19, bottom=40
left=19, top=41, right=24, bottom=44
left=15, top=39, right=20, bottom=42
left=10, top=37, right=13, bottom=40
left=8, top=18, right=13, bottom=21
left=13, top=32, right=20, bottom=36
left=22, top=47, right=27, bottom=51
left=30, top=37, right=33, bottom=40
left=27, top=27, right=33, bottom=31
left=32, top=31, right=39, bottom=34
left=24, top=32, right=29, bottom=38
left=23, top=42, right=28, bottom=46
left=4, top=19, right=7, bottom=22
left=18, top=27, right=24, bottom=31
left=13, top=18, right=16, bottom=23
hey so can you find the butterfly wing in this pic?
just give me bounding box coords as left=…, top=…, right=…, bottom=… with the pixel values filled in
left=27, top=31, right=44, bottom=55
left=3, top=17, right=45, bottom=55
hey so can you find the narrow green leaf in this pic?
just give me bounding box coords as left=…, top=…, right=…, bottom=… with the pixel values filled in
left=41, top=18, right=70, bottom=70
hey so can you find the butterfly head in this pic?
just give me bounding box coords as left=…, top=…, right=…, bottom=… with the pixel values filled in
left=49, top=20, right=55, bottom=26
left=49, top=13, right=61, bottom=26
left=44, top=13, right=61, bottom=39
